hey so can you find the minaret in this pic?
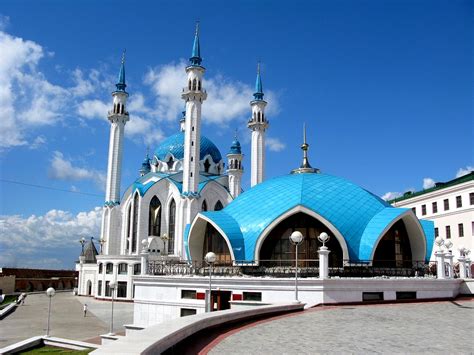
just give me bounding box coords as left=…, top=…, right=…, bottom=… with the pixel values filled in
left=139, top=151, right=151, bottom=177
left=291, top=124, right=320, bottom=174
left=227, top=131, right=243, bottom=198
left=181, top=22, right=207, bottom=196
left=248, top=63, right=268, bottom=187
left=105, top=52, right=130, bottom=205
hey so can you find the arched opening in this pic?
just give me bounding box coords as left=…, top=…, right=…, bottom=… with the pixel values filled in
left=372, top=220, right=413, bottom=267
left=202, top=200, right=208, bottom=211
left=86, top=280, right=91, bottom=295
left=125, top=204, right=131, bottom=253
left=198, top=80, right=201, bottom=91
left=192, top=78, right=197, bottom=90
left=149, top=196, right=162, bottom=236
left=188, top=80, right=191, bottom=90
left=214, top=200, right=223, bottom=211
left=167, top=157, right=174, bottom=170
left=168, top=199, right=176, bottom=254
left=203, top=159, right=211, bottom=173
left=260, top=212, right=343, bottom=266
left=131, top=193, right=139, bottom=253
left=202, top=223, right=232, bottom=264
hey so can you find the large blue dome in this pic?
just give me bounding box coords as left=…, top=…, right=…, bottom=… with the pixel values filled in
left=154, top=132, right=222, bottom=163
left=187, top=172, right=434, bottom=262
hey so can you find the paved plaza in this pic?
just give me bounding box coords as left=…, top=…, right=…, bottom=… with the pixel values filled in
left=209, top=300, right=474, bottom=354
left=0, top=292, right=133, bottom=348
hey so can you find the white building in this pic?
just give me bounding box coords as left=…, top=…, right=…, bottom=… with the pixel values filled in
left=76, top=25, right=268, bottom=299
left=391, top=172, right=474, bottom=260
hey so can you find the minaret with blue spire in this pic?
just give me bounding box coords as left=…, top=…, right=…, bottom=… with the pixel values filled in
left=248, top=62, right=269, bottom=187
left=227, top=130, right=244, bottom=198
left=103, top=51, right=130, bottom=255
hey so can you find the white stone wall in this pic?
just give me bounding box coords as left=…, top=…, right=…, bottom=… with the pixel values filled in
left=76, top=263, right=98, bottom=296
left=392, top=180, right=474, bottom=259
left=95, top=256, right=141, bottom=300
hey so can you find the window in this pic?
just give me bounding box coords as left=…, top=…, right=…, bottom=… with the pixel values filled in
left=133, top=263, right=141, bottom=275
left=202, top=200, right=208, bottom=211
left=446, top=225, right=451, bottom=239
left=106, top=263, right=113, bottom=274
left=470, top=192, right=474, bottom=205
left=443, top=199, right=449, bottom=211
left=98, top=263, right=103, bottom=274
left=98, top=281, right=102, bottom=296
left=168, top=199, right=176, bottom=254
left=149, top=196, right=162, bottom=236
left=132, top=194, right=139, bottom=253
left=458, top=223, right=464, bottom=237
left=181, top=290, right=197, bottom=299
left=396, top=291, right=416, bottom=300
left=117, top=281, right=127, bottom=298
left=411, top=207, right=416, bottom=216
left=421, top=205, right=426, bottom=216
left=118, top=263, right=128, bottom=275
left=363, top=292, right=384, bottom=301
left=126, top=203, right=132, bottom=252
left=432, top=202, right=437, bottom=214
left=243, top=292, right=262, bottom=301
left=105, top=281, right=111, bottom=297
left=180, top=308, right=197, bottom=317
left=434, top=227, right=439, bottom=238
left=456, top=195, right=462, bottom=208
left=214, top=200, right=224, bottom=211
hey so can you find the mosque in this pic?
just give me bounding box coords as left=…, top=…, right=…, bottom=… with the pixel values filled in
left=77, top=26, right=468, bottom=325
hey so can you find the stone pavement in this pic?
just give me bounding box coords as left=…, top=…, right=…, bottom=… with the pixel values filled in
left=0, top=292, right=133, bottom=348
left=209, top=300, right=474, bottom=354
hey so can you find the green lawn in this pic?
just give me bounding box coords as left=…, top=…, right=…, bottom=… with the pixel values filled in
left=19, top=345, right=94, bottom=354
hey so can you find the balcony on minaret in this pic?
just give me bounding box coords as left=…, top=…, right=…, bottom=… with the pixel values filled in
left=248, top=111, right=269, bottom=129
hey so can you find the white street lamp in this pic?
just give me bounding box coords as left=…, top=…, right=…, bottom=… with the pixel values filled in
left=435, top=237, right=445, bottom=251
left=45, top=287, right=56, bottom=337
left=290, top=231, right=304, bottom=302
left=79, top=237, right=86, bottom=254
left=109, top=281, right=117, bottom=335
left=205, top=252, right=217, bottom=312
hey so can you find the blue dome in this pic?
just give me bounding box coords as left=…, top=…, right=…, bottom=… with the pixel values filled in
left=187, top=173, right=433, bottom=262
left=154, top=132, right=222, bottom=163
left=228, top=139, right=241, bottom=154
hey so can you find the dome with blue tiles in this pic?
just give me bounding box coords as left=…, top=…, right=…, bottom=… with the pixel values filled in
left=228, top=138, right=241, bottom=155
left=154, top=131, right=222, bottom=164
left=187, top=172, right=434, bottom=263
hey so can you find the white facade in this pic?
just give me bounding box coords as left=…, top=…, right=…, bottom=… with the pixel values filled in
left=392, top=173, right=474, bottom=260
left=248, top=99, right=268, bottom=187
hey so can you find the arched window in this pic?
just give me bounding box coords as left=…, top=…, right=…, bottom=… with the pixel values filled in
left=204, top=159, right=211, bottom=173
left=149, top=196, right=162, bottom=236
left=198, top=80, right=201, bottom=91
left=126, top=203, right=131, bottom=252
left=192, top=78, right=197, bottom=91
left=188, top=80, right=191, bottom=90
left=168, top=199, right=176, bottom=254
left=202, top=223, right=232, bottom=264
left=131, top=194, right=139, bottom=253
left=167, top=157, right=174, bottom=170
left=373, top=220, right=412, bottom=267
left=202, top=200, right=208, bottom=211
left=257, top=112, right=261, bottom=122
left=214, top=200, right=224, bottom=211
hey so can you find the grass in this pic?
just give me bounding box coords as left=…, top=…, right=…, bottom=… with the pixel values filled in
left=19, top=345, right=94, bottom=354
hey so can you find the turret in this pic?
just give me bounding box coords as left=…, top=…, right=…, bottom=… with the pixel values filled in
left=227, top=133, right=243, bottom=198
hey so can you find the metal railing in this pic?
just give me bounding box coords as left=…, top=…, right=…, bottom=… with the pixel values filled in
left=147, top=259, right=438, bottom=278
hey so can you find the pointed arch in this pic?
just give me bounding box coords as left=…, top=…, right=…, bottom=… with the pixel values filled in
left=214, top=200, right=224, bottom=211
left=149, top=196, right=162, bottom=236
left=131, top=193, right=139, bottom=253
left=202, top=200, right=208, bottom=212
left=168, top=199, right=176, bottom=254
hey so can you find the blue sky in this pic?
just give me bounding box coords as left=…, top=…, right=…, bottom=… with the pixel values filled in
left=0, top=0, right=472, bottom=269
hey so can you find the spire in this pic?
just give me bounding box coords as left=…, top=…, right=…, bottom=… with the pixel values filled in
left=190, top=22, right=202, bottom=66
left=253, top=62, right=264, bottom=101
left=116, top=50, right=127, bottom=92
left=139, top=150, right=151, bottom=176
left=291, top=124, right=320, bottom=174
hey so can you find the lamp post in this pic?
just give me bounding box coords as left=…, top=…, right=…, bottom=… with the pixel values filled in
left=444, top=240, right=454, bottom=278
left=434, top=237, right=446, bottom=279
left=99, top=238, right=106, bottom=254
left=289, top=231, right=304, bottom=303
left=109, top=281, right=116, bottom=335
left=45, top=287, right=56, bottom=337
left=160, top=233, right=169, bottom=255
left=318, top=232, right=331, bottom=280
left=205, top=252, right=217, bottom=312
left=79, top=237, right=86, bottom=254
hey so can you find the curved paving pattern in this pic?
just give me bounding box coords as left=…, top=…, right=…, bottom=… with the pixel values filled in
left=209, top=300, right=473, bottom=354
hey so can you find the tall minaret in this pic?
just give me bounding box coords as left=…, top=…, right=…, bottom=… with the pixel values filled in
left=248, top=63, right=268, bottom=187
left=105, top=52, right=130, bottom=205
left=182, top=22, right=207, bottom=196
left=227, top=132, right=243, bottom=199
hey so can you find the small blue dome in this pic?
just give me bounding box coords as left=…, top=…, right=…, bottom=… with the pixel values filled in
left=154, top=132, right=222, bottom=163
left=139, top=155, right=151, bottom=175
left=228, top=139, right=241, bottom=154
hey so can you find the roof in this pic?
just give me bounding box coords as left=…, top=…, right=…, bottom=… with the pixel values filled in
left=389, top=172, right=474, bottom=203
left=228, top=138, right=242, bottom=155
left=189, top=173, right=432, bottom=262
left=154, top=132, right=222, bottom=163
left=81, top=239, right=99, bottom=263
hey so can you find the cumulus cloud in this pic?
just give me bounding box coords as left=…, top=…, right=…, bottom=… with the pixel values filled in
left=29, top=135, right=47, bottom=149
left=77, top=99, right=109, bottom=120
left=49, top=151, right=106, bottom=189
left=266, top=137, right=286, bottom=152
left=456, top=166, right=473, bottom=178
left=0, top=207, right=102, bottom=268
left=423, top=178, right=435, bottom=189
left=382, top=191, right=402, bottom=201
left=126, top=115, right=165, bottom=145
left=144, top=61, right=279, bottom=126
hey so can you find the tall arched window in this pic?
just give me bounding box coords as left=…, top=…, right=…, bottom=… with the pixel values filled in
left=168, top=199, right=176, bottom=254
left=204, top=159, right=211, bottom=173
left=192, top=78, right=197, bottom=91
left=126, top=203, right=131, bottom=253
left=214, top=200, right=223, bottom=211
left=149, top=196, right=162, bottom=236
left=202, top=200, right=208, bottom=211
left=131, top=194, right=139, bottom=253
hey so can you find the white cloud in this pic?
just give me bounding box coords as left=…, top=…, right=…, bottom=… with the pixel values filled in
left=126, top=115, right=165, bottom=145
left=49, top=151, right=106, bottom=189
left=0, top=207, right=102, bottom=268
left=382, top=191, right=402, bottom=201
left=77, top=99, right=109, bottom=120
left=456, top=165, right=473, bottom=178
left=266, top=137, right=286, bottom=152
left=145, top=61, right=279, bottom=126
left=29, top=135, right=47, bottom=149
left=423, top=177, right=435, bottom=189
